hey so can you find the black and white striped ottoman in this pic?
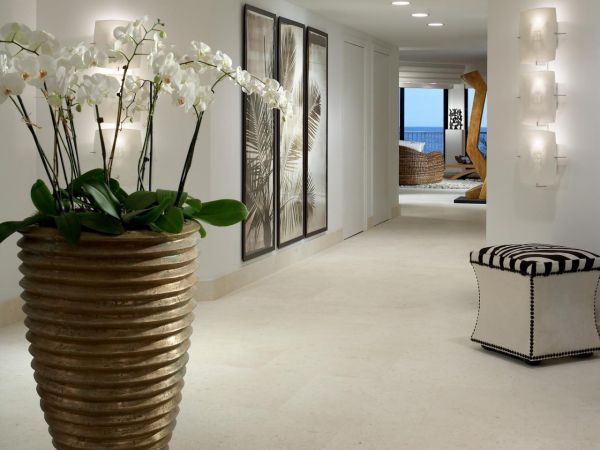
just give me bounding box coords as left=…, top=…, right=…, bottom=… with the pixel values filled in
left=470, top=244, right=600, bottom=364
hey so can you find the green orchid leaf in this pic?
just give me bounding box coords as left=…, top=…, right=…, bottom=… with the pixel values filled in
left=182, top=206, right=197, bottom=219
left=177, top=192, right=188, bottom=207
left=192, top=199, right=248, bottom=226
left=153, top=206, right=184, bottom=233
left=198, top=222, right=207, bottom=238
left=31, top=180, right=58, bottom=215
left=186, top=198, right=202, bottom=212
left=109, top=179, right=129, bottom=203
left=122, top=207, right=153, bottom=223
left=124, top=191, right=158, bottom=211
left=189, top=218, right=207, bottom=238
left=83, top=181, right=120, bottom=219
left=78, top=213, right=125, bottom=235
left=131, top=196, right=171, bottom=225
left=54, top=212, right=81, bottom=245
left=156, top=189, right=178, bottom=207
left=0, top=214, right=46, bottom=243
left=70, top=169, right=106, bottom=194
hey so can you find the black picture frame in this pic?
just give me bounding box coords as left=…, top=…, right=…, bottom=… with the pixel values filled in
left=304, top=27, right=328, bottom=238
left=242, top=5, right=277, bottom=261
left=277, top=17, right=306, bottom=248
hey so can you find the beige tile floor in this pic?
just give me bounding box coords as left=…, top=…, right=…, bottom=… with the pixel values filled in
left=1, top=193, right=600, bottom=449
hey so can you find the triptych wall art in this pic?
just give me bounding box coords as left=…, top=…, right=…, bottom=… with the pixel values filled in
left=242, top=5, right=328, bottom=260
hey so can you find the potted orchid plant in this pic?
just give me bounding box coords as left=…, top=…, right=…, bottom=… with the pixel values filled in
left=0, top=18, right=290, bottom=449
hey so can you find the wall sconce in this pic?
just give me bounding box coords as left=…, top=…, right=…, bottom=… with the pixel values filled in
left=93, top=127, right=142, bottom=190
left=94, top=20, right=140, bottom=69
left=518, top=129, right=559, bottom=187
left=519, top=70, right=557, bottom=125
left=519, top=7, right=558, bottom=64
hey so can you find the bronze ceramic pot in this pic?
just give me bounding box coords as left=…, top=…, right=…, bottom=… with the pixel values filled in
left=17, top=222, right=199, bottom=450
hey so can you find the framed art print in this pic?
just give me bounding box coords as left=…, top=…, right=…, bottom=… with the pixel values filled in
left=304, top=27, right=328, bottom=237
left=242, top=5, right=277, bottom=261
left=277, top=17, right=305, bottom=247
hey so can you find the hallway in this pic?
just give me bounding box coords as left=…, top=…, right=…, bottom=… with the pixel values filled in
left=2, top=199, right=600, bottom=449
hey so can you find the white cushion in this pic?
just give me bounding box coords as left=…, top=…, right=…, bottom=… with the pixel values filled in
left=399, top=140, right=425, bottom=152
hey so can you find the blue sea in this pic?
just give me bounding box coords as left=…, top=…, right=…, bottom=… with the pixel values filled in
left=403, top=127, right=487, bottom=155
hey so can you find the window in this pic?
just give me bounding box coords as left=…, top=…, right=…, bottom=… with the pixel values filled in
left=466, top=88, right=488, bottom=156
left=400, top=88, right=446, bottom=153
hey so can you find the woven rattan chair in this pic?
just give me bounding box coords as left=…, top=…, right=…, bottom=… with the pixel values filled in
left=399, top=145, right=444, bottom=185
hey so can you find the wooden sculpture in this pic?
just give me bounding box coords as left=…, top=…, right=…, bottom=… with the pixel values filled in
left=462, top=71, right=487, bottom=201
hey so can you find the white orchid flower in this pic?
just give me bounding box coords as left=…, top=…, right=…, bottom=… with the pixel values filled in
left=234, top=67, right=253, bottom=93
left=0, top=72, right=25, bottom=104
left=173, top=80, right=197, bottom=112
left=0, top=22, right=32, bottom=45
left=77, top=73, right=119, bottom=106
left=29, top=54, right=57, bottom=88
left=0, top=51, right=11, bottom=74
left=152, top=51, right=182, bottom=92
left=213, top=50, right=232, bottom=72
left=28, top=30, right=59, bottom=55
left=13, top=54, right=38, bottom=82
left=195, top=85, right=214, bottom=112
left=83, top=45, right=109, bottom=68
left=44, top=65, right=75, bottom=107
left=191, top=41, right=212, bottom=60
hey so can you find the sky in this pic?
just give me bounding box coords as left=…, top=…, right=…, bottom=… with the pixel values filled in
left=403, top=88, right=488, bottom=129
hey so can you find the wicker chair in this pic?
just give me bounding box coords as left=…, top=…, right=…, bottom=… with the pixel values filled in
left=399, top=145, right=444, bottom=185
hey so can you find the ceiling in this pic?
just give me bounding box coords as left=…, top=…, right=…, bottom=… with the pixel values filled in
left=289, top=0, right=488, bottom=64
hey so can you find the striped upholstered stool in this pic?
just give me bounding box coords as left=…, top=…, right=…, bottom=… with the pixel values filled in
left=470, top=244, right=600, bottom=364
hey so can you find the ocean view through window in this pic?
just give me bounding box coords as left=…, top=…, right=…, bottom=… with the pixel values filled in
left=402, top=88, right=445, bottom=153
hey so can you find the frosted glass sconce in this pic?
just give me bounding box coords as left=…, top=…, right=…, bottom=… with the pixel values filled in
left=94, top=127, right=142, bottom=190
left=93, top=20, right=128, bottom=49
left=93, top=127, right=141, bottom=156
left=519, top=71, right=557, bottom=125
left=519, top=8, right=558, bottom=64
left=518, top=129, right=558, bottom=187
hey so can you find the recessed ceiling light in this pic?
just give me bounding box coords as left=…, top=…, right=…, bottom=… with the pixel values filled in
left=428, top=22, right=444, bottom=27
left=391, top=1, right=411, bottom=5
left=412, top=13, right=429, bottom=18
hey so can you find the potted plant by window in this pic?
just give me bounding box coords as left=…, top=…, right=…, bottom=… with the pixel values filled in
left=0, top=18, right=290, bottom=449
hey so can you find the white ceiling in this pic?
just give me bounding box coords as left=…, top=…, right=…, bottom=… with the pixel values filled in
left=289, top=0, right=488, bottom=64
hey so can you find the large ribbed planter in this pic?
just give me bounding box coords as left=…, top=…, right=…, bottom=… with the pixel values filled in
left=17, top=222, right=199, bottom=450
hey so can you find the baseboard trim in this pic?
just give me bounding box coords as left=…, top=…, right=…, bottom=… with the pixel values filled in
left=195, top=229, right=344, bottom=301
left=0, top=297, right=24, bottom=327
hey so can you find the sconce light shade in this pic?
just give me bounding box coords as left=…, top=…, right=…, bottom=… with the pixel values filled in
left=518, top=129, right=558, bottom=187
left=519, top=8, right=558, bottom=64
left=93, top=20, right=128, bottom=50
left=94, top=127, right=142, bottom=190
left=519, top=70, right=557, bottom=125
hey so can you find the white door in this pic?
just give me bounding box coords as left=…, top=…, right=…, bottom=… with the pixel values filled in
left=343, top=41, right=366, bottom=239
left=372, top=50, right=391, bottom=226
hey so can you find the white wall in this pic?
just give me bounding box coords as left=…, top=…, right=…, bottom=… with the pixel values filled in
left=487, top=0, right=600, bottom=252
left=0, top=0, right=399, bottom=305
left=0, top=0, right=37, bottom=307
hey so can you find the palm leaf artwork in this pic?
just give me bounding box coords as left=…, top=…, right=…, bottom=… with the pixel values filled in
left=243, top=10, right=276, bottom=258
left=278, top=24, right=305, bottom=244
left=305, top=29, right=328, bottom=236
left=306, top=83, right=322, bottom=153
left=280, top=28, right=297, bottom=93
left=305, top=82, right=322, bottom=219
left=245, top=93, right=274, bottom=249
